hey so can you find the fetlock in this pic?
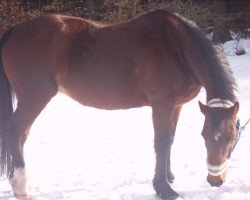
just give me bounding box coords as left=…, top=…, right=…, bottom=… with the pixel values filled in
left=9, top=167, right=29, bottom=197
left=167, top=170, right=175, bottom=183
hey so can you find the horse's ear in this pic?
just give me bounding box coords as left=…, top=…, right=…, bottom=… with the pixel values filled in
left=228, top=101, right=239, bottom=117
left=199, top=101, right=208, bottom=115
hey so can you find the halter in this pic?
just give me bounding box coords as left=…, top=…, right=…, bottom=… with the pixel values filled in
left=207, top=159, right=228, bottom=176
left=228, top=119, right=242, bottom=159
left=206, top=98, right=241, bottom=176
left=207, top=98, right=234, bottom=108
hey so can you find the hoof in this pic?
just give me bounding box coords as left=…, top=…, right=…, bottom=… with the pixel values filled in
left=153, top=178, right=179, bottom=200
left=163, top=194, right=179, bottom=200
left=14, top=194, right=31, bottom=200
left=160, top=190, right=179, bottom=200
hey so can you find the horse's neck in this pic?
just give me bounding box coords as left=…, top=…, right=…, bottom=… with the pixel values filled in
left=181, top=38, right=235, bottom=103
left=206, top=88, right=236, bottom=104
left=172, top=17, right=236, bottom=103
left=198, top=66, right=236, bottom=103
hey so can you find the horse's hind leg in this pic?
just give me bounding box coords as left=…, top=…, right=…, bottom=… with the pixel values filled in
left=3, top=90, right=56, bottom=198
left=152, top=100, right=182, bottom=200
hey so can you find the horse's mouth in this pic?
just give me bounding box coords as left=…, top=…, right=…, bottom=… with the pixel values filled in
left=207, top=175, right=225, bottom=187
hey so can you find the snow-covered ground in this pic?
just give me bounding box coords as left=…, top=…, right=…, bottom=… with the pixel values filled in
left=0, top=39, right=250, bottom=200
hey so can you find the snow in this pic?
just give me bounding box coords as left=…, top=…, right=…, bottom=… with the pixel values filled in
left=222, top=40, right=238, bottom=56
left=220, top=39, right=250, bottom=56
left=1, top=40, right=250, bottom=200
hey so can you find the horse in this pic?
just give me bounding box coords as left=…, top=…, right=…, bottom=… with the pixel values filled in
left=0, top=10, right=239, bottom=200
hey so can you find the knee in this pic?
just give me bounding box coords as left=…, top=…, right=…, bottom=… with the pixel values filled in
left=154, top=135, right=175, bottom=153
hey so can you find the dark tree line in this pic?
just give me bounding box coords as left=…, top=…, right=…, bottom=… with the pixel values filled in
left=0, top=0, right=250, bottom=43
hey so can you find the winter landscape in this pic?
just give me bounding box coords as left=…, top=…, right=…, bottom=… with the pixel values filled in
left=0, top=39, right=250, bottom=200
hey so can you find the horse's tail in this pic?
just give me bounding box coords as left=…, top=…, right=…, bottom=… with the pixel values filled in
left=0, top=29, right=14, bottom=177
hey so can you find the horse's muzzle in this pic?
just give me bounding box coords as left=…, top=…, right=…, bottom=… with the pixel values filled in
left=206, top=159, right=228, bottom=187
left=207, top=174, right=225, bottom=187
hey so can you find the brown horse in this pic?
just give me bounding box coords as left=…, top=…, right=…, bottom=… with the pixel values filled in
left=0, top=10, right=239, bottom=200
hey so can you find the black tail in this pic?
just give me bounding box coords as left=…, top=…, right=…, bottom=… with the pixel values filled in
left=0, top=29, right=14, bottom=176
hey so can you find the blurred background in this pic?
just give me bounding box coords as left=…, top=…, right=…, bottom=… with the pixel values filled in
left=0, top=0, right=249, bottom=44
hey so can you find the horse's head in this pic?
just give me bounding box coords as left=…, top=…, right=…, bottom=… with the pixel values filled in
left=199, top=99, right=239, bottom=187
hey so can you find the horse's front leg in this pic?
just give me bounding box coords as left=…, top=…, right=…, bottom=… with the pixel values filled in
left=152, top=101, right=182, bottom=200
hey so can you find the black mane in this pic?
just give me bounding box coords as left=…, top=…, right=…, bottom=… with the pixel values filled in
left=175, top=12, right=237, bottom=101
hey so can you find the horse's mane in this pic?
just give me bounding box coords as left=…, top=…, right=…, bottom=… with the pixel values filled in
left=174, top=12, right=237, bottom=101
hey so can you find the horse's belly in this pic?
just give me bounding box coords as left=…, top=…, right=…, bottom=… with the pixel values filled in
left=58, top=83, right=147, bottom=110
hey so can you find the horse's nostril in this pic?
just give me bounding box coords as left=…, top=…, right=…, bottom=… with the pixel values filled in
left=215, top=180, right=223, bottom=187
left=208, top=178, right=224, bottom=187
left=207, top=176, right=225, bottom=187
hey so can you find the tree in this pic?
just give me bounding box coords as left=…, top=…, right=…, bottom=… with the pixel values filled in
left=1, top=0, right=249, bottom=42
left=212, top=0, right=233, bottom=43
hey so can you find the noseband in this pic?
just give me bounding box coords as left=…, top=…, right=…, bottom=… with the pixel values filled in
left=207, top=159, right=228, bottom=176
left=206, top=98, right=241, bottom=176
